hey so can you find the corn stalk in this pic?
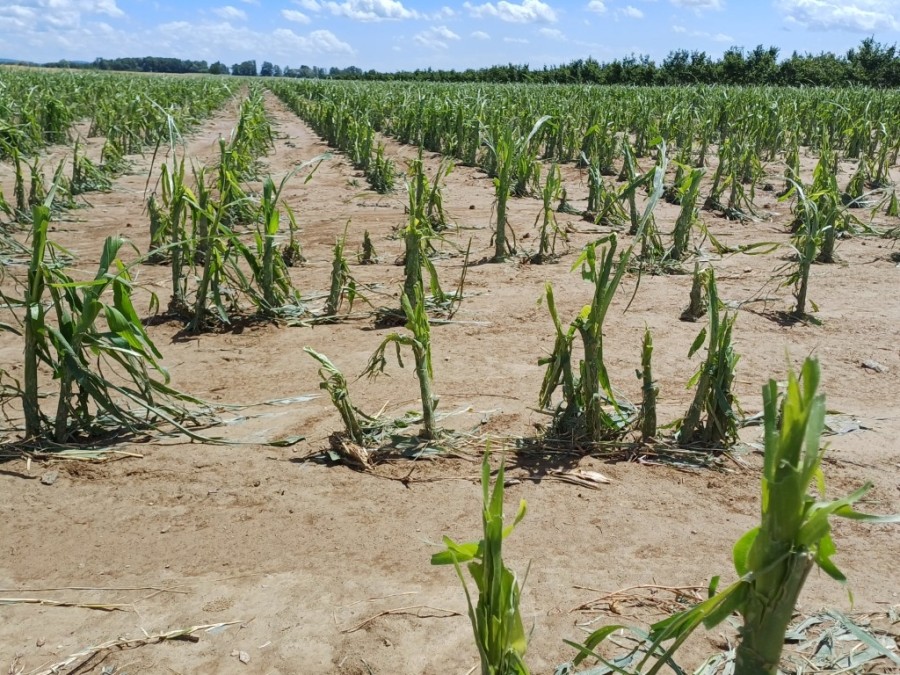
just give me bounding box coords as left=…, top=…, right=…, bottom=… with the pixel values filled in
left=677, top=269, right=740, bottom=448
left=432, top=451, right=529, bottom=675
left=364, top=285, right=438, bottom=440
left=571, top=358, right=900, bottom=674
left=13, top=205, right=201, bottom=442
left=539, top=235, right=635, bottom=443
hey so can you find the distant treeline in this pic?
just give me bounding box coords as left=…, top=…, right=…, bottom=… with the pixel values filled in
left=23, top=38, right=900, bottom=88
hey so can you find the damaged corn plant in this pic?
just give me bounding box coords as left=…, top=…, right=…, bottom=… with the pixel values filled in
left=569, top=357, right=900, bottom=675
left=538, top=234, right=636, bottom=445
left=147, top=149, right=319, bottom=329
left=304, top=347, right=383, bottom=450
left=432, top=451, right=530, bottom=675
left=675, top=268, right=740, bottom=449
left=381, top=153, right=467, bottom=325
left=364, top=284, right=439, bottom=440
left=483, top=116, right=550, bottom=261
left=4, top=205, right=205, bottom=443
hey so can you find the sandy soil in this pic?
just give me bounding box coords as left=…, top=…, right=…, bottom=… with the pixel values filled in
left=1, top=90, right=898, bottom=675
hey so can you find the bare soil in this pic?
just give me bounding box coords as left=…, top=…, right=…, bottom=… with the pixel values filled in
left=1, top=91, right=898, bottom=675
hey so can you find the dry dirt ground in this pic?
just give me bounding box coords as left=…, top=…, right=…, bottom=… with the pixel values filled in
left=1, top=91, right=899, bottom=675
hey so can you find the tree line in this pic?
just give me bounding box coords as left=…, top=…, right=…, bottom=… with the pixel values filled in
left=27, top=38, right=900, bottom=88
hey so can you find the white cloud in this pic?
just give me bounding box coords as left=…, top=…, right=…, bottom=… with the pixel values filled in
left=274, top=27, right=355, bottom=53
left=93, top=0, right=125, bottom=17
left=0, top=0, right=125, bottom=40
left=323, top=0, right=420, bottom=20
left=538, top=26, right=565, bottom=38
left=240, top=0, right=260, bottom=4
left=620, top=5, right=644, bottom=17
left=295, top=0, right=323, bottom=9
left=503, top=36, right=530, bottom=42
left=464, top=0, right=558, bottom=23
left=669, top=0, right=724, bottom=10
left=4, top=16, right=353, bottom=64
left=281, top=8, right=312, bottom=22
left=673, top=24, right=734, bottom=41
left=414, top=24, right=461, bottom=48
left=586, top=0, right=607, bottom=12
left=0, top=0, right=124, bottom=33
left=777, top=0, right=899, bottom=31
left=471, top=29, right=491, bottom=38
left=213, top=5, right=247, bottom=20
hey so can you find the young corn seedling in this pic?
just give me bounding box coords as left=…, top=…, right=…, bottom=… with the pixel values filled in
left=539, top=235, right=636, bottom=444
left=676, top=269, right=740, bottom=449
left=416, top=149, right=454, bottom=232
left=7, top=146, right=28, bottom=218
left=621, top=141, right=670, bottom=271
left=571, top=358, right=900, bottom=675
left=432, top=451, right=530, bottom=675
left=184, top=189, right=233, bottom=330
left=583, top=160, right=628, bottom=228
left=228, top=88, right=274, bottom=180
left=885, top=189, right=899, bottom=218
left=364, top=284, right=438, bottom=440
left=216, top=139, right=256, bottom=226
left=146, top=194, right=169, bottom=264
left=281, top=203, right=305, bottom=267
left=620, top=140, right=644, bottom=237
left=390, top=156, right=467, bottom=323
left=159, top=159, right=195, bottom=312
left=243, top=174, right=303, bottom=316
left=100, top=138, right=129, bottom=176
left=781, top=177, right=841, bottom=320
left=843, top=162, right=867, bottom=207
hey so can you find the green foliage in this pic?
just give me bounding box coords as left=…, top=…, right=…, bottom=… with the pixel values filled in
left=783, top=170, right=846, bottom=318
left=670, top=166, right=705, bottom=260
left=539, top=235, right=636, bottom=443
left=69, top=140, right=113, bottom=195
left=364, top=285, right=439, bottom=439
left=676, top=269, right=740, bottom=449
left=324, top=225, right=366, bottom=318
left=6, top=206, right=201, bottom=443
left=398, top=154, right=467, bottom=319
left=680, top=263, right=709, bottom=322
left=432, top=452, right=530, bottom=675
left=483, top=116, right=550, bottom=261
left=365, top=143, right=395, bottom=193
left=570, top=357, right=900, bottom=675
left=304, top=348, right=372, bottom=447
left=530, top=163, right=567, bottom=263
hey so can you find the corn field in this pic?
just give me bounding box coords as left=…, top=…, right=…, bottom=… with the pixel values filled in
left=1, top=67, right=899, bottom=674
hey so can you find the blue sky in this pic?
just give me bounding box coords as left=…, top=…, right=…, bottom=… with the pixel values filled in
left=2, top=0, right=900, bottom=71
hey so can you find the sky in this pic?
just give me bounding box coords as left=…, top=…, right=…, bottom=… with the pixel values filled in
left=2, top=0, right=900, bottom=72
